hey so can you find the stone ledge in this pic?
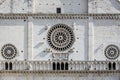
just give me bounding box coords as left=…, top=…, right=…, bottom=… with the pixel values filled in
left=0, top=70, right=120, bottom=74
left=0, top=14, right=119, bottom=19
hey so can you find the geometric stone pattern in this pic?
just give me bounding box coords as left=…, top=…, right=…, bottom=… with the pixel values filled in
left=1, top=44, right=17, bottom=60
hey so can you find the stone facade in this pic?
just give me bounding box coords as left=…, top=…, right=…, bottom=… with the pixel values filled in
left=0, top=0, right=120, bottom=80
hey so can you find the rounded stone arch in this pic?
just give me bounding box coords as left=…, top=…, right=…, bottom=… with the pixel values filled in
left=5, top=62, right=8, bottom=70
left=57, top=62, right=60, bottom=70
left=61, top=62, right=64, bottom=70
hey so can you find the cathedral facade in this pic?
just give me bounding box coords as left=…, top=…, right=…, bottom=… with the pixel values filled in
left=0, top=0, right=120, bottom=80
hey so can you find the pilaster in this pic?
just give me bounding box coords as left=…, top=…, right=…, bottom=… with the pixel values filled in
left=88, top=17, right=94, bottom=61
left=27, top=17, right=33, bottom=60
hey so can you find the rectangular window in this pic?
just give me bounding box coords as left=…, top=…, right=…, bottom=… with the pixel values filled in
left=56, top=8, right=61, bottom=13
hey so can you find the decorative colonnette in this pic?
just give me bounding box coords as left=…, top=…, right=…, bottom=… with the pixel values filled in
left=0, top=61, right=120, bottom=71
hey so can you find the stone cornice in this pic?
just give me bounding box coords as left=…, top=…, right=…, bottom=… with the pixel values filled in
left=0, top=13, right=119, bottom=20
left=0, top=70, right=120, bottom=74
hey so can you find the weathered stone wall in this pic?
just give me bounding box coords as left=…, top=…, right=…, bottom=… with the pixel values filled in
left=0, top=0, right=119, bottom=14
left=0, top=14, right=119, bottom=61
left=0, top=72, right=119, bottom=80
left=0, top=0, right=88, bottom=14
left=0, top=19, right=27, bottom=60
left=33, top=18, right=89, bottom=61
left=93, top=19, right=120, bottom=60
left=89, top=0, right=120, bottom=13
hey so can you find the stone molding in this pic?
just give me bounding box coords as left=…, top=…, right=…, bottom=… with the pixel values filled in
left=0, top=14, right=119, bottom=20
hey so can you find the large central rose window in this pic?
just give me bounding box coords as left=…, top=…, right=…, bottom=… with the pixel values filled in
left=47, top=24, right=75, bottom=51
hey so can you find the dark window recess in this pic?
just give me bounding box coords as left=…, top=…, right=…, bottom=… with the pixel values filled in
left=113, top=62, right=116, bottom=70
left=5, top=62, right=13, bottom=70
left=53, top=62, right=69, bottom=70
left=57, top=63, right=60, bottom=70
left=53, top=62, right=56, bottom=70
left=65, top=62, right=68, bottom=70
left=61, top=62, right=64, bottom=70
left=56, top=8, right=61, bottom=13
left=9, top=62, right=12, bottom=70
left=5, top=62, right=8, bottom=70
left=108, top=62, right=112, bottom=70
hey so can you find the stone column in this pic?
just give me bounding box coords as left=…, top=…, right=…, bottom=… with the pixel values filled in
left=84, top=19, right=89, bottom=61
left=88, top=17, right=94, bottom=61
